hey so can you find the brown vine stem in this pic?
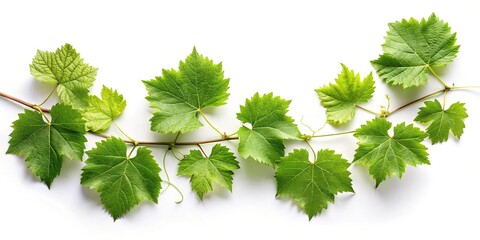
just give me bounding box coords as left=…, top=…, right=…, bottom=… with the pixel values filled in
left=386, top=89, right=445, bottom=117
left=87, top=130, right=239, bottom=146
left=0, top=87, right=472, bottom=146
left=0, top=91, right=50, bottom=113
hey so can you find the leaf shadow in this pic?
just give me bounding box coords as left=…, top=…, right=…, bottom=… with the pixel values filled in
left=54, top=158, right=82, bottom=183
left=275, top=196, right=305, bottom=217
left=350, top=164, right=376, bottom=186
left=352, top=161, right=428, bottom=201
left=121, top=200, right=158, bottom=222
left=204, top=182, right=232, bottom=200
left=20, top=160, right=44, bottom=184
left=275, top=192, right=355, bottom=220
left=374, top=167, right=428, bottom=202
left=80, top=187, right=104, bottom=210
left=239, top=157, right=275, bottom=182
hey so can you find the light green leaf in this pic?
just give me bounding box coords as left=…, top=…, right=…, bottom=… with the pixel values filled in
left=276, top=148, right=353, bottom=220
left=143, top=48, right=230, bottom=134
left=178, top=144, right=239, bottom=200
left=83, top=86, right=127, bottom=132
left=353, top=118, right=429, bottom=187
left=414, top=99, right=467, bottom=144
left=237, top=93, right=300, bottom=167
left=7, top=104, right=87, bottom=187
left=30, top=43, right=98, bottom=109
left=371, top=13, right=459, bottom=88
left=316, top=64, right=375, bottom=125
left=81, top=137, right=161, bottom=221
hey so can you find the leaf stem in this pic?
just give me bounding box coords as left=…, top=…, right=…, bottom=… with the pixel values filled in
left=113, top=121, right=138, bottom=146
left=37, top=84, right=58, bottom=107
left=198, top=110, right=224, bottom=137
left=34, top=105, right=51, bottom=124
left=451, top=85, right=480, bottom=89
left=197, top=144, right=208, bottom=157
left=173, top=132, right=181, bottom=143
left=311, top=130, right=355, bottom=138
left=356, top=104, right=379, bottom=116
left=304, top=139, right=317, bottom=160
left=442, top=91, right=447, bottom=110
left=224, top=130, right=238, bottom=138
left=127, top=145, right=137, bottom=159
left=428, top=66, right=451, bottom=89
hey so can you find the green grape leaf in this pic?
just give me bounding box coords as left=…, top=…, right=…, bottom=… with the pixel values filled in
left=6, top=104, right=87, bottom=187
left=178, top=144, right=239, bottom=200
left=83, top=86, right=127, bottom=132
left=81, top=137, right=161, bottom=220
left=315, top=64, right=375, bottom=125
left=371, top=13, right=459, bottom=88
left=353, top=118, right=429, bottom=187
left=237, top=93, right=300, bottom=167
left=30, top=43, right=98, bottom=109
left=414, top=99, right=467, bottom=144
left=143, top=48, right=230, bottom=134
left=276, top=148, right=353, bottom=220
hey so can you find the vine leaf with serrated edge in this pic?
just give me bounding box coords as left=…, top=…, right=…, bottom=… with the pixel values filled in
left=236, top=93, right=300, bottom=167
left=82, top=86, right=127, bottom=132
left=143, top=48, right=230, bottom=134
left=30, top=43, right=98, bottom=109
left=316, top=64, right=375, bottom=125
left=7, top=104, right=87, bottom=187
left=178, top=144, right=239, bottom=200
left=414, top=99, right=467, bottom=144
left=371, top=13, right=459, bottom=88
left=276, top=148, right=354, bottom=220
left=353, top=118, right=429, bottom=187
left=81, top=137, right=161, bottom=221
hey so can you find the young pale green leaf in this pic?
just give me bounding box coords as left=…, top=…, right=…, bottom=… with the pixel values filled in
left=30, top=43, right=98, bottom=109
left=7, top=104, right=87, bottom=187
left=316, top=64, right=375, bottom=125
left=371, top=13, right=459, bottom=88
left=353, top=118, right=429, bottom=187
left=237, top=93, right=300, bottom=167
left=276, top=148, right=353, bottom=220
left=178, top=144, right=239, bottom=200
left=83, top=86, right=127, bottom=132
left=143, top=48, right=230, bottom=134
left=414, top=100, right=467, bottom=144
left=81, top=137, right=161, bottom=221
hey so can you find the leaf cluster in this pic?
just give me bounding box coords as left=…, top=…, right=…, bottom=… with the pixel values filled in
left=4, top=13, right=468, bottom=220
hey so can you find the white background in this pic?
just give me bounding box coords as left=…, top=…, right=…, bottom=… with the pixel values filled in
left=0, top=0, right=479, bottom=239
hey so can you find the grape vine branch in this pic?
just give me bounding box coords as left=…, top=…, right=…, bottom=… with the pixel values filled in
left=1, top=13, right=477, bottom=221
left=0, top=85, right=461, bottom=146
